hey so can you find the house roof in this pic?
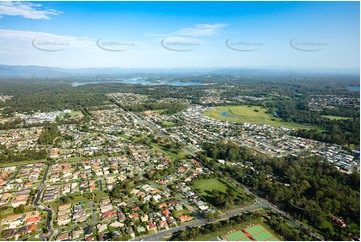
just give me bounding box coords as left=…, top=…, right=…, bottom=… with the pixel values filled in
left=57, top=233, right=69, bottom=241
left=28, top=224, right=37, bottom=232
left=109, top=221, right=124, bottom=228
left=58, top=204, right=72, bottom=211
left=179, top=215, right=191, bottom=222
left=162, top=209, right=170, bottom=217
left=159, top=203, right=167, bottom=208
left=102, top=210, right=117, bottom=218
left=147, top=222, right=157, bottom=229
left=26, top=216, right=41, bottom=224
left=3, top=214, right=22, bottom=222
left=158, top=221, right=168, bottom=227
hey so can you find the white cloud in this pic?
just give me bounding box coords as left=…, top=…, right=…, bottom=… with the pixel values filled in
left=146, top=23, right=228, bottom=38
left=145, top=32, right=168, bottom=38
left=161, top=36, right=202, bottom=42
left=175, top=24, right=228, bottom=37
left=0, top=29, right=148, bottom=53
left=0, top=2, right=61, bottom=20
left=0, top=29, right=94, bottom=52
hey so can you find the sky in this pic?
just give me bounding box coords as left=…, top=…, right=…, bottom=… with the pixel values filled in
left=0, top=1, right=359, bottom=72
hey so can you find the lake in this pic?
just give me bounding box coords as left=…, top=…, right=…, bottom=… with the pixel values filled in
left=72, top=78, right=203, bottom=87
left=347, top=86, right=360, bottom=91
left=220, top=112, right=235, bottom=118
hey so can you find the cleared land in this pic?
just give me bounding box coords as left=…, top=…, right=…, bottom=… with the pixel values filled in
left=192, top=178, right=229, bottom=194
left=203, top=105, right=319, bottom=130
left=158, top=121, right=176, bottom=127
left=57, top=111, right=83, bottom=120
left=191, top=178, right=249, bottom=209
left=321, top=115, right=351, bottom=120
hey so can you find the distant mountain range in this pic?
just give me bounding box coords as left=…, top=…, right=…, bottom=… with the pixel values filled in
left=0, top=64, right=358, bottom=78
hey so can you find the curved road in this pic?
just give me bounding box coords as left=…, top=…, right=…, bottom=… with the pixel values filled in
left=88, top=202, right=98, bottom=225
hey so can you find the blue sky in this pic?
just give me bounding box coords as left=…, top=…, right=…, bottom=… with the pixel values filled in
left=0, top=1, right=359, bottom=72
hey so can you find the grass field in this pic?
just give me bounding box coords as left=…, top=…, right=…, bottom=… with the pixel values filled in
left=191, top=178, right=249, bottom=209
left=225, top=231, right=249, bottom=240
left=321, top=115, right=351, bottom=120
left=203, top=105, right=319, bottom=130
left=57, top=111, right=83, bottom=120
left=158, top=121, right=176, bottom=127
left=244, top=224, right=265, bottom=234
left=192, top=178, right=229, bottom=194
left=149, top=142, right=187, bottom=161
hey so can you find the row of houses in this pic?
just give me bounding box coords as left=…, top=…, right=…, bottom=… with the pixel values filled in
left=1, top=210, right=41, bottom=239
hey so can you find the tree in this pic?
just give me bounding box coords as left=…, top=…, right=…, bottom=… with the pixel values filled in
left=205, top=211, right=215, bottom=219
left=42, top=227, right=49, bottom=233
left=14, top=204, right=25, bottom=214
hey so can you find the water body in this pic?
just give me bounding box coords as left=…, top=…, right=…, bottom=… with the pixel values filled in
left=220, top=112, right=235, bottom=118
left=72, top=78, right=203, bottom=87
left=347, top=86, right=360, bottom=91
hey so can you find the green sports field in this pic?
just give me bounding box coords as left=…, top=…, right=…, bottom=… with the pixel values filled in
left=203, top=105, right=319, bottom=130
left=252, top=231, right=275, bottom=241
left=192, top=219, right=279, bottom=241
left=244, top=224, right=265, bottom=234
left=225, top=231, right=248, bottom=241
left=225, top=224, right=280, bottom=241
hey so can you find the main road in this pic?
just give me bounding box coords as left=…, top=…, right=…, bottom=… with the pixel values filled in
left=133, top=203, right=264, bottom=241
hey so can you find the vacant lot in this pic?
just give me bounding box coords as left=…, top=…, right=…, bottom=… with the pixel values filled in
left=58, top=111, right=83, bottom=120
left=158, top=121, right=176, bottom=127
left=321, top=115, right=351, bottom=120
left=203, top=105, right=318, bottom=130
left=192, top=178, right=228, bottom=194
left=191, top=178, right=249, bottom=209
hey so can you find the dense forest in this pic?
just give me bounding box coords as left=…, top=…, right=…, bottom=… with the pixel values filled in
left=38, top=126, right=60, bottom=145
left=0, top=146, right=47, bottom=163
left=199, top=141, right=360, bottom=240
left=269, top=99, right=360, bottom=146
left=0, top=80, right=107, bottom=115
